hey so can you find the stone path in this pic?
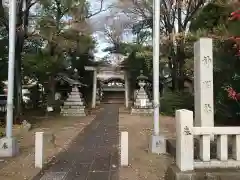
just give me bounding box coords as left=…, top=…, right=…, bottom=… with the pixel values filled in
left=32, top=104, right=119, bottom=180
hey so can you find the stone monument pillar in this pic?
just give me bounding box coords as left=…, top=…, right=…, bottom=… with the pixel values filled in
left=194, top=38, right=214, bottom=127
left=194, top=38, right=214, bottom=156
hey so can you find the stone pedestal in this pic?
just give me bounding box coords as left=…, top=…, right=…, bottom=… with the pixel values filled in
left=0, top=137, right=19, bottom=157
left=60, top=86, right=86, bottom=116
left=131, top=81, right=153, bottom=115
left=149, top=135, right=166, bottom=154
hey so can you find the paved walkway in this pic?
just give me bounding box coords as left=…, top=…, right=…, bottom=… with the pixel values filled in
left=33, top=104, right=119, bottom=180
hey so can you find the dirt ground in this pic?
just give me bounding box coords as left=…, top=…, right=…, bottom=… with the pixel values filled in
left=0, top=114, right=95, bottom=180
left=118, top=107, right=175, bottom=180
left=0, top=106, right=175, bottom=180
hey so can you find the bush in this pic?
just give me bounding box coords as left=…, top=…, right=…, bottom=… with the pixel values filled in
left=160, top=90, right=194, bottom=116
left=214, top=87, right=240, bottom=125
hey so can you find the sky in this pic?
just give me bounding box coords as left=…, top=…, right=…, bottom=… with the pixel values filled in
left=89, top=0, right=134, bottom=59
left=89, top=0, right=112, bottom=58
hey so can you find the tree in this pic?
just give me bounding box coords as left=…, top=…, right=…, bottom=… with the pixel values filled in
left=184, top=0, right=240, bottom=122
left=0, top=0, right=40, bottom=118
left=190, top=1, right=231, bottom=32
left=23, top=0, right=106, bottom=107
left=119, top=0, right=210, bottom=90
left=0, top=0, right=108, bottom=115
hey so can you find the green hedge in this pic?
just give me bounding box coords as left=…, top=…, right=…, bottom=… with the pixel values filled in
left=160, top=91, right=194, bottom=116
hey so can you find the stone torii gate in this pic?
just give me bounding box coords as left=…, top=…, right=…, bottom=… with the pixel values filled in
left=84, top=66, right=129, bottom=108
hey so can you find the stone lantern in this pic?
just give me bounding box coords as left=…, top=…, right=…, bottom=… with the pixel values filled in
left=60, top=69, right=86, bottom=116
left=131, top=70, right=153, bottom=115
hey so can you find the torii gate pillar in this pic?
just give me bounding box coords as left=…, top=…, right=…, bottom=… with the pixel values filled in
left=92, top=70, right=97, bottom=108
left=85, top=66, right=97, bottom=108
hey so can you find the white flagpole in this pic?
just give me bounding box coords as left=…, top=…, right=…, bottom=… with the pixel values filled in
left=153, top=0, right=160, bottom=135
left=150, top=0, right=166, bottom=154
left=6, top=0, right=17, bottom=138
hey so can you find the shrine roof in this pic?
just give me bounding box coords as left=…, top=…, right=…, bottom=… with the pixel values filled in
left=55, top=73, right=87, bottom=86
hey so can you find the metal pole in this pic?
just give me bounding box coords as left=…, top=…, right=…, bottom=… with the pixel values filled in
left=153, top=0, right=160, bottom=135
left=6, top=0, right=17, bottom=138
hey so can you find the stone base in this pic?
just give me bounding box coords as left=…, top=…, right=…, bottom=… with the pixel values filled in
left=61, top=106, right=86, bottom=110
left=61, top=112, right=86, bottom=116
left=149, top=135, right=166, bottom=154
left=0, top=137, right=19, bottom=157
left=166, top=165, right=240, bottom=180
left=131, top=108, right=153, bottom=115
left=61, top=114, right=86, bottom=117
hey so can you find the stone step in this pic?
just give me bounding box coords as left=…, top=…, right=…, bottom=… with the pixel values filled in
left=64, top=102, right=84, bottom=105
left=136, top=95, right=148, bottom=98
left=61, top=113, right=86, bottom=117
left=135, top=99, right=151, bottom=102
left=61, top=109, right=85, bottom=112
left=68, top=95, right=82, bottom=98
left=134, top=102, right=152, bottom=105
left=136, top=93, right=148, bottom=95
left=101, top=100, right=125, bottom=104
left=69, top=92, right=81, bottom=94
left=65, top=99, right=84, bottom=102
left=61, top=105, right=85, bottom=108
left=60, top=110, right=85, bottom=113
left=131, top=108, right=153, bottom=115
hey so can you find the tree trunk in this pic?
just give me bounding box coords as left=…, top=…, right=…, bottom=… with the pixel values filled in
left=14, top=57, right=22, bottom=124
left=176, top=1, right=185, bottom=91
left=13, top=0, right=31, bottom=122
left=47, top=76, right=56, bottom=109
left=13, top=29, right=25, bottom=123
left=176, top=41, right=185, bottom=91
left=169, top=47, right=177, bottom=91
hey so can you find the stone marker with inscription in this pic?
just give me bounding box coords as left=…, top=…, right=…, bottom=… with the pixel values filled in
left=149, top=135, right=166, bottom=154
left=194, top=38, right=214, bottom=156
left=0, top=137, right=19, bottom=157
left=194, top=38, right=214, bottom=128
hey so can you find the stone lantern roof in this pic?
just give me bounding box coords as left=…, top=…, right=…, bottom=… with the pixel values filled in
left=137, top=70, right=148, bottom=81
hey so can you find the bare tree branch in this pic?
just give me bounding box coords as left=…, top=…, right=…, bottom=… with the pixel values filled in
left=86, top=0, right=111, bottom=18
left=26, top=0, right=37, bottom=11
left=183, top=0, right=205, bottom=28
